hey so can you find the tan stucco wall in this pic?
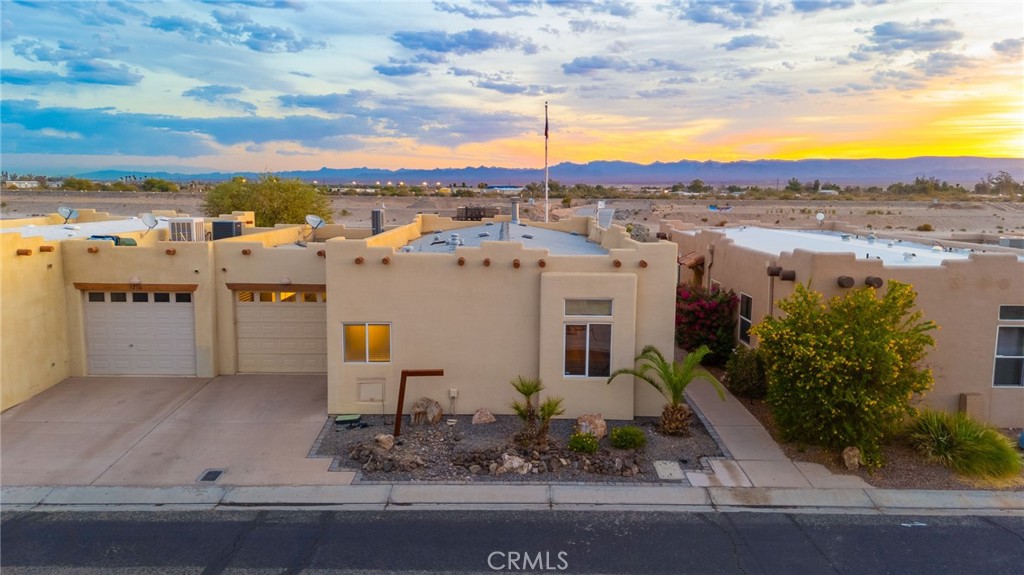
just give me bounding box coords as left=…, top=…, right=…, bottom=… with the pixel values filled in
left=61, top=238, right=217, bottom=378
left=325, top=229, right=677, bottom=420
left=0, top=234, right=70, bottom=411
left=664, top=222, right=1024, bottom=427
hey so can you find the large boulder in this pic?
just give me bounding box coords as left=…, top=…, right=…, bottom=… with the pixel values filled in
left=576, top=413, right=607, bottom=440
left=411, top=397, right=444, bottom=425
left=472, top=408, right=497, bottom=425
left=374, top=434, right=395, bottom=451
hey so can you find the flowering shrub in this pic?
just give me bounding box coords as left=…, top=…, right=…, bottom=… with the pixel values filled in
left=675, top=284, right=738, bottom=365
left=751, top=282, right=937, bottom=466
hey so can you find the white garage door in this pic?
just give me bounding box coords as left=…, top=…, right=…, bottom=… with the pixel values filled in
left=84, top=290, right=196, bottom=375
left=236, top=289, right=327, bottom=373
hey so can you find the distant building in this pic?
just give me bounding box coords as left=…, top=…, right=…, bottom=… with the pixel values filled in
left=5, top=180, right=41, bottom=190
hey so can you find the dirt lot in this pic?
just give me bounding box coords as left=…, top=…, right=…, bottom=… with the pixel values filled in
left=3, top=190, right=1023, bottom=236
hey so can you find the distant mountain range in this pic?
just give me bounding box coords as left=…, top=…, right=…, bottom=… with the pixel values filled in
left=76, top=156, right=1023, bottom=187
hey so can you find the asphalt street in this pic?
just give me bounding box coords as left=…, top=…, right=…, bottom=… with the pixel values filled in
left=2, top=509, right=1023, bottom=574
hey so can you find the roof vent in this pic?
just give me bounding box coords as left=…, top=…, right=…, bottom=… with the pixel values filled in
left=522, top=233, right=534, bottom=239
left=841, top=234, right=851, bottom=242
left=478, top=232, right=490, bottom=238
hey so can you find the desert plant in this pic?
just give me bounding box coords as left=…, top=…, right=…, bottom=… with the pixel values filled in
left=675, top=284, right=738, bottom=365
left=610, top=426, right=647, bottom=450
left=751, top=282, right=937, bottom=466
left=906, top=410, right=1022, bottom=479
left=535, top=396, right=566, bottom=448
left=567, top=431, right=599, bottom=454
left=724, top=346, right=767, bottom=399
left=510, top=376, right=544, bottom=446
left=608, top=345, right=725, bottom=436
left=916, top=223, right=934, bottom=232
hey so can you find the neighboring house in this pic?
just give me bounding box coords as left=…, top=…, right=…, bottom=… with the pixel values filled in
left=4, top=180, right=41, bottom=189
left=1, top=204, right=676, bottom=421
left=660, top=219, right=1024, bottom=427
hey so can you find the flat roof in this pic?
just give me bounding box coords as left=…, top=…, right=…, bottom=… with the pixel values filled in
left=405, top=221, right=608, bottom=255
left=719, top=227, right=995, bottom=266
left=1, top=217, right=170, bottom=241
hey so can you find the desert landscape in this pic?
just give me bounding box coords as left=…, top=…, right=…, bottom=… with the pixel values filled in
left=2, top=190, right=1023, bottom=237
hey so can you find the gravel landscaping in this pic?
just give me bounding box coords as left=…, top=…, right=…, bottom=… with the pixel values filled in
left=312, top=413, right=723, bottom=483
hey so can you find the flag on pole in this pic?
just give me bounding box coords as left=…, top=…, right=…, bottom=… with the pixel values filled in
left=544, top=101, right=549, bottom=139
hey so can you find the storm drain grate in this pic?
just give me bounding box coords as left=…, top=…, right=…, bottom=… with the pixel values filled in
left=198, top=469, right=225, bottom=483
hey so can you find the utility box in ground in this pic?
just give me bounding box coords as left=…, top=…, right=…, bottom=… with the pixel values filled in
left=958, top=393, right=986, bottom=420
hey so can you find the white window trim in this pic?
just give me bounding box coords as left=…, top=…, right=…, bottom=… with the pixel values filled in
left=738, top=292, right=753, bottom=347
left=343, top=322, right=392, bottom=364
left=563, top=322, right=612, bottom=378
left=992, top=325, right=1024, bottom=388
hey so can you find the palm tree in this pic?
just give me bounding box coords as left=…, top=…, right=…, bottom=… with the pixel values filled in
left=535, top=397, right=566, bottom=448
left=510, top=376, right=544, bottom=446
left=608, top=345, right=725, bottom=436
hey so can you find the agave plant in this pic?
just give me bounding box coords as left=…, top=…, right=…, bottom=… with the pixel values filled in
left=510, top=376, right=544, bottom=446
left=608, top=345, right=724, bottom=435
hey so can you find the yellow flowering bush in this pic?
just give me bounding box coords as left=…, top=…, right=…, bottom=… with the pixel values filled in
left=751, top=282, right=937, bottom=465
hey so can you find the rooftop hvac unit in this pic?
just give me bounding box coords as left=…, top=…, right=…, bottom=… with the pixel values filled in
left=168, top=217, right=206, bottom=242
left=212, top=220, right=243, bottom=240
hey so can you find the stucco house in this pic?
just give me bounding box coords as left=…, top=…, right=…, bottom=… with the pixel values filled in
left=660, top=219, right=1024, bottom=427
left=1, top=205, right=676, bottom=421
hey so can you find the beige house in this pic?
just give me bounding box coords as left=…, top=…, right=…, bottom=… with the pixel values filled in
left=660, top=219, right=1024, bottom=427
left=1, top=207, right=676, bottom=421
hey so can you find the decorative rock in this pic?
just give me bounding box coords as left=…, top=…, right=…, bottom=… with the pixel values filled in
left=469, top=464, right=482, bottom=474
left=576, top=414, right=607, bottom=439
left=502, top=453, right=527, bottom=472
left=489, top=462, right=499, bottom=474
left=472, top=408, right=497, bottom=424
left=374, top=434, right=395, bottom=451
left=411, top=397, right=444, bottom=425
left=842, top=446, right=861, bottom=470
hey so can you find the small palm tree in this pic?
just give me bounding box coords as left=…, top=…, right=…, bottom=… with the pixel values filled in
left=535, top=397, right=566, bottom=448
left=510, top=376, right=544, bottom=446
left=608, top=345, right=725, bottom=436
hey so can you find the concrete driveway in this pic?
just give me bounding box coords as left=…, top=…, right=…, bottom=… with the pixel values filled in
left=1, top=375, right=354, bottom=487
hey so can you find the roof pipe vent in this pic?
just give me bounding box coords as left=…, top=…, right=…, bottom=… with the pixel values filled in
left=510, top=198, right=520, bottom=225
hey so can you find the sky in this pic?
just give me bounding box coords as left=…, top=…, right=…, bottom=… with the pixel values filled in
left=1, top=0, right=1022, bottom=175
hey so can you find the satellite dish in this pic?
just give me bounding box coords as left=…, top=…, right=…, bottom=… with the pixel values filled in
left=816, top=212, right=825, bottom=226
left=141, top=213, right=158, bottom=237
left=305, top=214, right=325, bottom=229
left=57, top=206, right=78, bottom=224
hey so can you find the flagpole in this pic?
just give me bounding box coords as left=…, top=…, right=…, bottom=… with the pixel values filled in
left=544, top=101, right=549, bottom=223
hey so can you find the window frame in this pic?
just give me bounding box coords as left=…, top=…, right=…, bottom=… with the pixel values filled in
left=343, top=322, right=392, bottom=364
left=993, top=325, right=1024, bottom=388
left=563, top=322, right=612, bottom=378
left=564, top=298, right=613, bottom=317
left=738, top=292, right=753, bottom=346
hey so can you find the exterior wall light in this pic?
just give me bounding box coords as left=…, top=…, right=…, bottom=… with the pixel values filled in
left=837, top=276, right=855, bottom=288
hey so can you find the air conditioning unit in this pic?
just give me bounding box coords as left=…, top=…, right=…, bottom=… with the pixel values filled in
left=212, top=220, right=243, bottom=240
left=168, top=217, right=205, bottom=242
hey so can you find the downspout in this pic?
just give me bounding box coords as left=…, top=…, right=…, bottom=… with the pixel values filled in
left=705, top=244, right=715, bottom=289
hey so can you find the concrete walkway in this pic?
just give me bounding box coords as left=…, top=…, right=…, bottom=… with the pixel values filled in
left=683, top=378, right=872, bottom=489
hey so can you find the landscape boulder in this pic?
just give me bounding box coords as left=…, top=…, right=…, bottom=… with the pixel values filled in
left=411, top=397, right=444, bottom=425
left=842, top=446, right=861, bottom=471
left=374, top=434, right=395, bottom=451
left=576, top=413, right=607, bottom=440
left=472, top=408, right=497, bottom=425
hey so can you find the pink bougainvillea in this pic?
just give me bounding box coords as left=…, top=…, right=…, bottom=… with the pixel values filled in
left=675, top=284, right=738, bottom=365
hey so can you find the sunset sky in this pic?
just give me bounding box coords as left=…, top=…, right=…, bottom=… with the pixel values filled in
left=2, top=0, right=1022, bottom=175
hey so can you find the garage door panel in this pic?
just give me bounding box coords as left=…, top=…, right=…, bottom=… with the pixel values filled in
left=85, top=296, right=196, bottom=376
left=236, top=299, right=326, bottom=373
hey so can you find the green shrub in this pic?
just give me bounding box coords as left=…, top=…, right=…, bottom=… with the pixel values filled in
left=724, top=346, right=766, bottom=399
left=675, top=284, right=738, bottom=365
left=906, top=411, right=1022, bottom=479
left=751, top=282, right=937, bottom=466
left=609, top=426, right=647, bottom=450
left=567, top=431, right=599, bottom=454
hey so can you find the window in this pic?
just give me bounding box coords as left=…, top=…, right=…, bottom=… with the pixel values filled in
left=994, top=326, right=1024, bottom=387
left=110, top=292, right=127, bottom=303
left=564, top=323, right=611, bottom=377
left=344, top=323, right=391, bottom=363
left=175, top=293, right=192, bottom=303
left=237, top=291, right=254, bottom=302
left=258, top=292, right=276, bottom=303
left=739, top=293, right=752, bottom=345
left=303, top=292, right=319, bottom=303
left=132, top=292, right=149, bottom=303
left=88, top=292, right=104, bottom=302
left=154, top=292, right=171, bottom=303
left=999, top=305, right=1024, bottom=321
left=280, top=291, right=297, bottom=303
left=565, top=299, right=612, bottom=316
